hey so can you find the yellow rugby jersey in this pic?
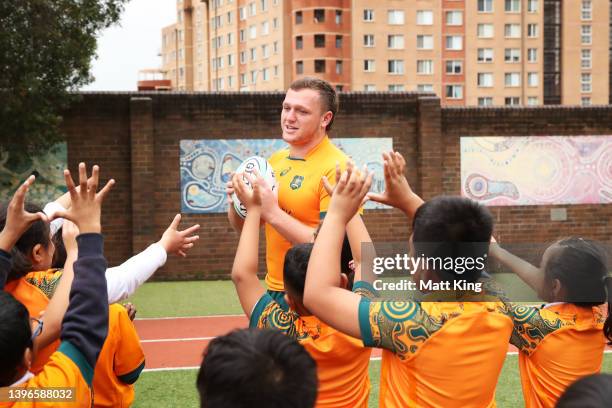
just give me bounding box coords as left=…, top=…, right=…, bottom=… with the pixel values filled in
left=510, top=303, right=605, bottom=408
left=1, top=342, right=93, bottom=408
left=266, top=136, right=350, bottom=291
left=92, top=304, right=145, bottom=408
left=357, top=281, right=513, bottom=408
left=250, top=292, right=371, bottom=408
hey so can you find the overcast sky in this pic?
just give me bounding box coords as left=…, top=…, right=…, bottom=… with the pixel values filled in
left=81, top=0, right=176, bottom=91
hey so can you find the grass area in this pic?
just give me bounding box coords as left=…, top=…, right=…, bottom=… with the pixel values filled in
left=133, top=356, right=612, bottom=408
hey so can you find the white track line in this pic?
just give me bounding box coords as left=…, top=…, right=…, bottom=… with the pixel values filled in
left=141, top=336, right=215, bottom=343
left=136, top=314, right=244, bottom=321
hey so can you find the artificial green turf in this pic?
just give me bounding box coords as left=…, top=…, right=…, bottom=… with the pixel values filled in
left=133, top=356, right=612, bottom=407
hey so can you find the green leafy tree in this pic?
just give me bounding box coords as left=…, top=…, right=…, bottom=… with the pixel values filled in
left=0, top=0, right=129, bottom=155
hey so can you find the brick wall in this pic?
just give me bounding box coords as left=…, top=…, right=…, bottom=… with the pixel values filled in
left=57, top=93, right=612, bottom=279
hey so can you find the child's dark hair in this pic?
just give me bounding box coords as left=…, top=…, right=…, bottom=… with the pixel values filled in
left=412, top=196, right=493, bottom=283
left=0, top=292, right=32, bottom=386
left=197, top=328, right=317, bottom=408
left=52, top=227, right=66, bottom=269
left=284, top=237, right=353, bottom=298
left=556, top=373, right=612, bottom=408
left=543, top=237, right=612, bottom=343
left=0, top=202, right=51, bottom=281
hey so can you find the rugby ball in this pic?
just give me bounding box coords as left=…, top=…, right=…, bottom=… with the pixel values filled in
left=231, top=156, right=277, bottom=219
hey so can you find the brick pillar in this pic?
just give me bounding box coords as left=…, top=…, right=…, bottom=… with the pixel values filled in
left=416, top=96, right=444, bottom=200
left=130, top=97, right=156, bottom=253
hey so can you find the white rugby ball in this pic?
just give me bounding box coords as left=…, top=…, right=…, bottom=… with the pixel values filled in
left=231, top=156, right=276, bottom=219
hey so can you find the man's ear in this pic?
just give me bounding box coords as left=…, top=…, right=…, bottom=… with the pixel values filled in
left=321, top=111, right=333, bottom=129
left=551, top=278, right=564, bottom=301
left=339, top=273, right=349, bottom=289
left=31, top=244, right=44, bottom=265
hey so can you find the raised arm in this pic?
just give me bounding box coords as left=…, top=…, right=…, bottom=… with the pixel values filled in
left=488, top=243, right=545, bottom=296
left=230, top=173, right=266, bottom=318
left=304, top=166, right=373, bottom=339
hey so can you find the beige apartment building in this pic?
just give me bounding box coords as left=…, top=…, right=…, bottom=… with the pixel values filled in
left=159, top=0, right=611, bottom=106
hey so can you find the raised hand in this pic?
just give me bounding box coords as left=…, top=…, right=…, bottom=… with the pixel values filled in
left=62, top=220, right=80, bottom=258
left=232, top=172, right=263, bottom=211
left=51, top=163, right=114, bottom=234
left=158, top=214, right=200, bottom=257
left=367, top=152, right=422, bottom=215
left=327, top=164, right=373, bottom=223
left=0, top=175, right=49, bottom=251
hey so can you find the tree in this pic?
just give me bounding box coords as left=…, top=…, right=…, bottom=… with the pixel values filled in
left=0, top=0, right=129, bottom=156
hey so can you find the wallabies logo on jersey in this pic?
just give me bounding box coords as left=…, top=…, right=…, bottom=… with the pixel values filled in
left=290, top=175, right=304, bottom=190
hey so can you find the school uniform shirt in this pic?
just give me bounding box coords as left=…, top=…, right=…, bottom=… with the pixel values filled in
left=250, top=290, right=371, bottom=408
left=510, top=303, right=605, bottom=408
left=265, top=136, right=350, bottom=292
left=357, top=281, right=514, bottom=408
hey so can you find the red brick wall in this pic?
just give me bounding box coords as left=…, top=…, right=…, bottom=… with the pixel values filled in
left=58, top=94, right=612, bottom=279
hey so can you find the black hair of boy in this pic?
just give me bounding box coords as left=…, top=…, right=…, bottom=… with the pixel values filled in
left=0, top=202, right=51, bottom=280
left=197, top=328, right=317, bottom=408
left=412, top=196, right=493, bottom=283
left=52, top=227, right=67, bottom=269
left=556, top=373, right=612, bottom=408
left=0, top=292, right=32, bottom=386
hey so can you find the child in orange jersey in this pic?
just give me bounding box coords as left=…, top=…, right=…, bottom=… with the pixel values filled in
left=0, top=164, right=113, bottom=407
left=230, top=171, right=371, bottom=408
left=490, top=237, right=612, bottom=408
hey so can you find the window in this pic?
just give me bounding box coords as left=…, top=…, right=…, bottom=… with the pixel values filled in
left=527, top=24, right=538, bottom=38
left=581, top=97, right=591, bottom=106
left=240, top=29, right=245, bottom=42
left=364, top=34, right=375, bottom=47
left=262, top=68, right=270, bottom=81
left=228, top=54, right=234, bottom=66
left=505, top=24, right=521, bottom=38
left=478, top=48, right=494, bottom=62
left=336, top=35, right=343, bottom=48
left=364, top=59, right=375, bottom=72
left=388, top=60, right=404, bottom=74
left=260, top=0, right=268, bottom=12
left=315, top=34, right=325, bottom=48
left=335, top=10, right=342, bottom=24
left=581, top=1, right=592, bottom=20
left=581, top=49, right=592, bottom=69
left=581, top=25, right=592, bottom=45
left=528, top=72, right=538, bottom=87
left=363, top=9, right=374, bottom=22
left=251, top=70, right=257, bottom=84
left=240, top=73, right=247, bottom=85
left=336, top=85, right=343, bottom=92
left=273, top=18, right=278, bottom=29
left=296, top=36, right=303, bottom=49
left=315, top=59, right=326, bottom=73
left=504, top=48, right=520, bottom=63
left=227, top=32, right=234, bottom=45
left=240, top=51, right=246, bottom=64
left=478, top=97, right=493, bottom=106
left=416, top=10, right=433, bottom=25
left=314, top=9, right=325, bottom=22
left=446, top=60, right=462, bottom=74
left=387, top=35, right=404, bottom=49
left=273, top=66, right=278, bottom=76
left=295, top=11, right=302, bottom=24
left=388, top=10, right=405, bottom=25
left=228, top=75, right=234, bottom=88
left=505, top=97, right=520, bottom=106
left=273, top=41, right=278, bottom=53
left=477, top=24, right=494, bottom=38
left=478, top=0, right=493, bottom=12
left=364, top=84, right=376, bottom=91
left=336, top=60, right=343, bottom=74
left=527, top=48, right=537, bottom=63
left=249, top=25, right=257, bottom=39
left=446, top=85, right=463, bottom=99
left=505, top=0, right=520, bottom=12
left=388, top=84, right=405, bottom=92
left=446, top=36, right=463, bottom=50
left=417, top=84, right=434, bottom=92
left=478, top=73, right=493, bottom=87
left=581, top=73, right=592, bottom=92
left=250, top=47, right=256, bottom=61
left=262, top=44, right=270, bottom=59
left=239, top=7, right=246, bottom=20
left=227, top=11, right=233, bottom=24
left=505, top=73, right=521, bottom=87
left=296, top=61, right=304, bottom=74
left=417, top=35, right=434, bottom=50
left=417, top=60, right=433, bottom=74
left=446, top=11, right=463, bottom=25
left=527, top=97, right=539, bottom=105
left=248, top=2, right=256, bottom=16
left=527, top=0, right=538, bottom=13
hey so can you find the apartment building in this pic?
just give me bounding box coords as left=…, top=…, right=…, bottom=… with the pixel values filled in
left=160, top=0, right=611, bottom=106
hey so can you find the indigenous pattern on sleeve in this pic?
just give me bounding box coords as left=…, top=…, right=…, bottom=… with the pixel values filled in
left=24, top=269, right=62, bottom=299
left=352, top=281, right=378, bottom=300
left=251, top=294, right=321, bottom=341
left=507, top=304, right=573, bottom=355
